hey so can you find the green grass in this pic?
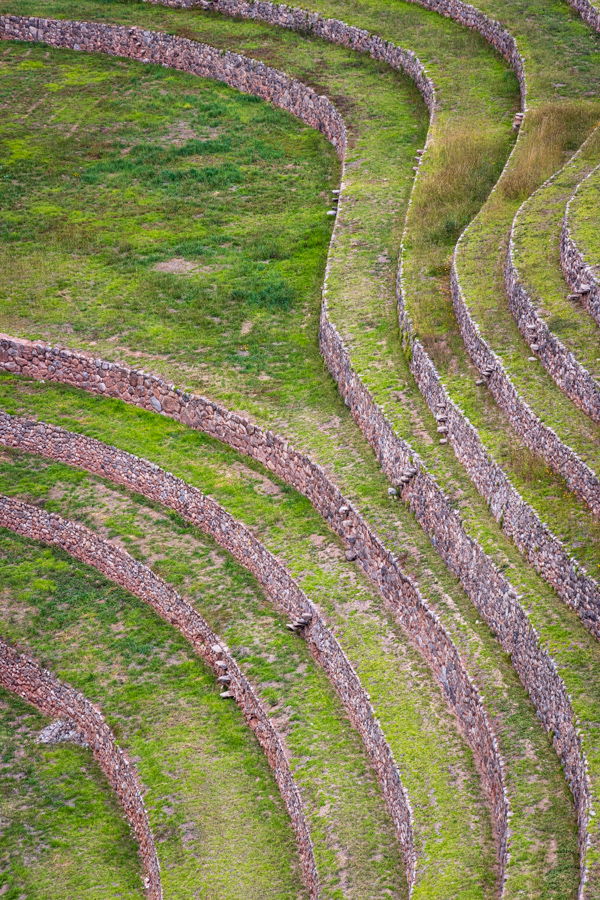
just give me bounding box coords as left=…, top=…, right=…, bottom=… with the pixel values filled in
left=0, top=0, right=595, bottom=893
left=0, top=448, right=501, bottom=900
left=510, top=122, right=600, bottom=378
left=0, top=687, right=146, bottom=899
left=568, top=157, right=600, bottom=284
left=0, top=447, right=421, bottom=900
left=0, top=528, right=312, bottom=900
left=0, top=374, right=583, bottom=899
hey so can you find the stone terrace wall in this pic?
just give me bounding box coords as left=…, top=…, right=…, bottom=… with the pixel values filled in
left=0, top=334, right=511, bottom=886
left=0, top=412, right=417, bottom=889
left=564, top=0, right=600, bottom=33
left=0, top=493, right=321, bottom=899
left=506, top=231, right=600, bottom=423
left=319, top=312, right=594, bottom=886
left=402, top=0, right=526, bottom=103
left=0, top=15, right=347, bottom=159
left=144, top=0, right=437, bottom=112
left=0, top=638, right=162, bottom=899
left=561, top=166, right=600, bottom=329
left=0, top=8, right=591, bottom=889
left=450, top=262, right=600, bottom=518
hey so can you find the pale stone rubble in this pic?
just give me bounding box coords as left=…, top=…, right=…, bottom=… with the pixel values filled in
left=0, top=493, right=320, bottom=899
left=0, top=637, right=162, bottom=898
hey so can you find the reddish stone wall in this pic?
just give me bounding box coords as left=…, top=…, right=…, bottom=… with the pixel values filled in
left=564, top=0, right=600, bottom=33
left=0, top=410, right=417, bottom=887
left=0, top=493, right=320, bottom=898
left=0, top=638, right=162, bottom=899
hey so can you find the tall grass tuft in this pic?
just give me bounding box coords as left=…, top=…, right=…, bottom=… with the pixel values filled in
left=501, top=101, right=599, bottom=202
left=416, top=124, right=510, bottom=247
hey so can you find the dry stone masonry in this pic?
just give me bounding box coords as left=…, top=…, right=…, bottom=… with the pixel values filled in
left=506, top=200, right=600, bottom=423
left=0, top=15, right=347, bottom=159
left=450, top=258, right=600, bottom=518
left=143, top=0, right=437, bottom=111
left=0, top=329, right=514, bottom=891
left=0, top=638, right=162, bottom=899
left=564, top=0, right=600, bottom=33
left=562, top=163, right=600, bottom=329
left=0, top=493, right=320, bottom=899
left=0, top=9, right=596, bottom=892
left=0, top=410, right=417, bottom=889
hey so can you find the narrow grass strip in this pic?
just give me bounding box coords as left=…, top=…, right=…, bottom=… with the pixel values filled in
left=0, top=492, right=323, bottom=895
left=0, top=411, right=418, bottom=896
left=0, top=3, right=592, bottom=892
left=507, top=124, right=600, bottom=421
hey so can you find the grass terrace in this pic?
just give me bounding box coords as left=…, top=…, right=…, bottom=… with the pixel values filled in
left=0, top=375, right=583, bottom=898
left=0, top=687, right=146, bottom=899
left=0, top=525, right=312, bottom=900
left=568, top=157, right=600, bottom=291
left=509, top=125, right=600, bottom=379
left=1, top=0, right=600, bottom=894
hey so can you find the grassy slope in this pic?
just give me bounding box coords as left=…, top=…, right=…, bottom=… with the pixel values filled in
left=511, top=125, right=600, bottom=378
left=0, top=453, right=501, bottom=900
left=0, top=528, right=312, bottom=900
left=569, top=158, right=600, bottom=281
left=0, top=449, right=417, bottom=900
left=0, top=0, right=590, bottom=893
left=445, top=2, right=600, bottom=481
left=0, top=688, right=145, bottom=899
left=0, top=376, right=582, bottom=899
left=0, top=28, right=511, bottom=900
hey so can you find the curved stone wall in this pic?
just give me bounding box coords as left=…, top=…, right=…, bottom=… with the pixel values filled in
left=144, top=0, right=437, bottom=112
left=0, top=492, right=320, bottom=898
left=564, top=0, right=600, bottom=33
left=450, top=261, right=600, bottom=518
left=0, top=411, right=417, bottom=889
left=0, top=10, right=592, bottom=891
left=0, top=15, right=347, bottom=159
left=0, top=638, right=162, bottom=899
left=0, top=330, right=512, bottom=885
left=506, top=221, right=600, bottom=423
left=562, top=164, right=600, bottom=330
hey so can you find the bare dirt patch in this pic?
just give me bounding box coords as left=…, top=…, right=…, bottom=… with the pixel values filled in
left=152, top=257, right=199, bottom=275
